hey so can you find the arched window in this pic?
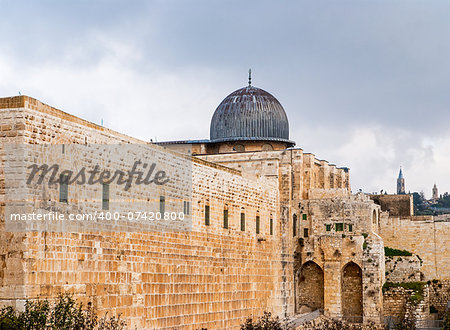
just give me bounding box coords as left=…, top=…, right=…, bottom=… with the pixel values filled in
left=262, top=143, right=273, bottom=151
left=234, top=144, right=245, bottom=153
left=372, top=210, right=377, bottom=224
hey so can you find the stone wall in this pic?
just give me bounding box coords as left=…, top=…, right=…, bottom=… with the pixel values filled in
left=0, top=95, right=386, bottom=328
left=379, top=216, right=450, bottom=280
left=383, top=286, right=430, bottom=327
left=385, top=255, right=422, bottom=282
left=294, top=195, right=385, bottom=324
left=428, top=280, right=450, bottom=316
left=369, top=194, right=413, bottom=217
left=197, top=148, right=351, bottom=201
left=0, top=96, right=292, bottom=329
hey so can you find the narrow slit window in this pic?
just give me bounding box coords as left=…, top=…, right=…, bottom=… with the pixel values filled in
left=183, top=201, right=190, bottom=215
left=256, top=215, right=260, bottom=234
left=59, top=174, right=69, bottom=203
left=102, top=183, right=109, bottom=210
left=240, top=212, right=245, bottom=231
left=223, top=209, right=228, bottom=229
left=293, top=214, right=297, bottom=237
left=326, top=224, right=332, bottom=232
left=159, top=196, right=165, bottom=214
left=270, top=218, right=273, bottom=235
left=205, top=205, right=210, bottom=226
left=348, top=224, right=353, bottom=232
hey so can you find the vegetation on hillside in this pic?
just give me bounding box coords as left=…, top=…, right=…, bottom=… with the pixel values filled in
left=384, top=247, right=413, bottom=257
left=240, top=312, right=284, bottom=330
left=413, top=191, right=450, bottom=215
left=382, top=282, right=426, bottom=302
left=0, top=293, right=125, bottom=330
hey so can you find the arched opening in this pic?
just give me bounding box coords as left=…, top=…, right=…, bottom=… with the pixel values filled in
left=372, top=209, right=377, bottom=224
left=296, top=261, right=324, bottom=312
left=342, top=262, right=363, bottom=323
left=262, top=143, right=273, bottom=151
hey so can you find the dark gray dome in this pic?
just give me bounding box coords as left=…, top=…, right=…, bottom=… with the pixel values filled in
left=210, top=85, right=293, bottom=145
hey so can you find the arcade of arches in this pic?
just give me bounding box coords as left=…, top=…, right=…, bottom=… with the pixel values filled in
left=296, top=261, right=363, bottom=322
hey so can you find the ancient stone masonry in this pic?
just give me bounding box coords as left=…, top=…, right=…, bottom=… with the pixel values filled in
left=385, top=255, right=422, bottom=283
left=379, top=215, right=450, bottom=280
left=0, top=94, right=388, bottom=329
left=0, top=96, right=284, bottom=329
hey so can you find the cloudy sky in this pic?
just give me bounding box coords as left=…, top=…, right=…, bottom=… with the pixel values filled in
left=1, top=0, right=449, bottom=197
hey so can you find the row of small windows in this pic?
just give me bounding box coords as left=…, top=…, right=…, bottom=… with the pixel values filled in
left=325, top=223, right=353, bottom=232
left=59, top=177, right=272, bottom=235
left=203, top=205, right=273, bottom=235
left=59, top=175, right=191, bottom=216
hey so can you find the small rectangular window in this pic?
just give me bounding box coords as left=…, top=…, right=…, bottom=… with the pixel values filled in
left=270, top=218, right=273, bottom=235
left=240, top=213, right=245, bottom=231
left=205, top=205, right=210, bottom=226
left=348, top=224, right=353, bottom=232
left=326, top=224, right=332, bottom=232
left=302, top=214, right=307, bottom=220
left=102, top=183, right=109, bottom=210
left=304, top=228, right=309, bottom=238
left=159, top=196, right=165, bottom=214
left=256, top=215, right=260, bottom=234
left=59, top=174, right=68, bottom=203
left=223, top=209, right=228, bottom=229
left=183, top=201, right=190, bottom=215
left=61, top=144, right=65, bottom=154
left=335, top=223, right=344, bottom=231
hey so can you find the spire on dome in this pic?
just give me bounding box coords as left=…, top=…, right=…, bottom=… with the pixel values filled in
left=248, top=68, right=252, bottom=86
left=398, top=167, right=403, bottom=179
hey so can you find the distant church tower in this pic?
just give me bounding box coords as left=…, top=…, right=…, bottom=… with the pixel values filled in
left=432, top=184, right=439, bottom=200
left=397, top=167, right=405, bottom=194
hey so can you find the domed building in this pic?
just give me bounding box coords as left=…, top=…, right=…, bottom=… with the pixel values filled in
left=159, top=73, right=295, bottom=154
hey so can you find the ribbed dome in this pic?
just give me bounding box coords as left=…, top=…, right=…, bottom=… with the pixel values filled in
left=210, top=85, right=293, bottom=144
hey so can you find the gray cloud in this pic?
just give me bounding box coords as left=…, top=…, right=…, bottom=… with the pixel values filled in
left=0, top=0, right=449, bottom=195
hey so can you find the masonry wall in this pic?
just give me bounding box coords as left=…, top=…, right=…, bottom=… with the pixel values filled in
left=385, top=255, right=422, bottom=283
left=294, top=194, right=385, bottom=324
left=379, top=216, right=450, bottom=280
left=0, top=96, right=290, bottom=329
left=428, top=280, right=450, bottom=316
left=369, top=195, right=413, bottom=217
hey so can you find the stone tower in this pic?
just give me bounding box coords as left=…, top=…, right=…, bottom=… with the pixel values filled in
left=432, top=184, right=439, bottom=200
left=397, top=167, right=405, bottom=194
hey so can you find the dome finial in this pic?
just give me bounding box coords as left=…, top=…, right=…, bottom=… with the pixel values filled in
left=248, top=68, right=252, bottom=86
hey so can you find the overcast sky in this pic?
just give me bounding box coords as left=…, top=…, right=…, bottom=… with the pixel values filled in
left=1, top=0, right=449, bottom=197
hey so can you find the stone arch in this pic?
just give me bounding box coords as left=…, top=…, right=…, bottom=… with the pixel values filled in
left=296, top=261, right=324, bottom=312
left=342, top=261, right=363, bottom=322
left=262, top=143, right=273, bottom=151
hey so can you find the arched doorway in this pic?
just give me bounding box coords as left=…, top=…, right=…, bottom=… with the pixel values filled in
left=342, top=262, right=363, bottom=322
left=296, top=261, right=324, bottom=312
